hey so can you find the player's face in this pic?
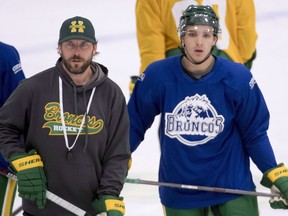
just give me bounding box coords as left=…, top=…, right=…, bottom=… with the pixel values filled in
left=59, top=39, right=96, bottom=75
left=182, top=25, right=217, bottom=62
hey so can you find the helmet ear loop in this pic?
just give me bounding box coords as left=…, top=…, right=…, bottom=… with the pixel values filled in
left=211, top=35, right=219, bottom=53
left=214, top=35, right=219, bottom=45
left=181, top=38, right=185, bottom=48
left=179, top=37, right=186, bottom=56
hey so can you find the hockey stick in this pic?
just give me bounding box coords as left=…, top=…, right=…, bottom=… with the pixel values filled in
left=125, top=178, right=281, bottom=198
left=11, top=206, right=22, bottom=216
left=0, top=167, right=106, bottom=216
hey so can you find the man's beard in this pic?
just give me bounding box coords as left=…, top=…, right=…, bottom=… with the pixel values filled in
left=62, top=55, right=92, bottom=75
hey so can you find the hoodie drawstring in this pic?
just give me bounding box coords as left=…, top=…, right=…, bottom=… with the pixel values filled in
left=58, top=77, right=95, bottom=154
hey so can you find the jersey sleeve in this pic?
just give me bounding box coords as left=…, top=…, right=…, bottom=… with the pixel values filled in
left=97, top=86, right=131, bottom=197
left=128, top=69, right=161, bottom=152
left=0, top=80, right=31, bottom=160
left=136, top=0, right=166, bottom=74
left=236, top=0, right=258, bottom=63
left=0, top=44, right=25, bottom=107
left=234, top=73, right=277, bottom=173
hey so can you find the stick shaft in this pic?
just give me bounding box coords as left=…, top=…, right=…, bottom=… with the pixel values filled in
left=0, top=167, right=105, bottom=216
left=125, top=178, right=280, bottom=198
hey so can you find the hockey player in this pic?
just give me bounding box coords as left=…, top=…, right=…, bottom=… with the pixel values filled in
left=128, top=5, right=288, bottom=216
left=129, top=0, right=258, bottom=93
left=0, top=41, right=25, bottom=216
left=0, top=16, right=130, bottom=216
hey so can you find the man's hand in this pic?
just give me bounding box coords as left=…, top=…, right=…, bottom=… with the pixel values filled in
left=269, top=185, right=288, bottom=209
left=92, top=195, right=125, bottom=216
left=261, top=163, right=288, bottom=209
left=10, top=149, right=47, bottom=209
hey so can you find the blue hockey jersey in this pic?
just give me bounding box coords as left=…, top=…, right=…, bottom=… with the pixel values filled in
left=128, top=55, right=277, bottom=209
left=0, top=42, right=25, bottom=107
left=0, top=41, right=25, bottom=168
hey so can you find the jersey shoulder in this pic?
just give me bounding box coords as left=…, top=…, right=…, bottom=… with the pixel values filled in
left=215, top=57, right=255, bottom=92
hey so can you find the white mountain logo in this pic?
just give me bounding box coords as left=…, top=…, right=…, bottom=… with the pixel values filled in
left=165, top=94, right=224, bottom=146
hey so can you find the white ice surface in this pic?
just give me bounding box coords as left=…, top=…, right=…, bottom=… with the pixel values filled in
left=1, top=0, right=288, bottom=215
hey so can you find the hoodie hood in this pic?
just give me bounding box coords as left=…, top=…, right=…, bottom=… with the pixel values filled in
left=55, top=57, right=108, bottom=92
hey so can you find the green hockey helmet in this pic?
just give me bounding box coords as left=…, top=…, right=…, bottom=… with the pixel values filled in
left=179, top=5, right=220, bottom=37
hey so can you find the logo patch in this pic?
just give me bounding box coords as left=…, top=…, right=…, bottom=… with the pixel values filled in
left=12, top=62, right=22, bottom=74
left=69, top=20, right=85, bottom=33
left=165, top=94, right=224, bottom=146
left=42, top=102, right=103, bottom=135
left=249, top=77, right=256, bottom=89
left=139, top=73, right=145, bottom=81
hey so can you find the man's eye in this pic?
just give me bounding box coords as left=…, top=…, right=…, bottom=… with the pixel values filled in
left=65, top=43, right=74, bottom=48
left=203, top=34, right=211, bottom=38
left=187, top=32, right=197, bottom=37
left=80, top=43, right=88, bottom=48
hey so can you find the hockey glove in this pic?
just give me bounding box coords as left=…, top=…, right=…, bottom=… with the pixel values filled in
left=129, top=76, right=138, bottom=96
left=261, top=163, right=288, bottom=209
left=92, top=195, right=125, bottom=216
left=10, top=149, right=47, bottom=209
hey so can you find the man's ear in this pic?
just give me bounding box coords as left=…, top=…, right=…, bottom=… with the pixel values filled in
left=93, top=44, right=97, bottom=55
